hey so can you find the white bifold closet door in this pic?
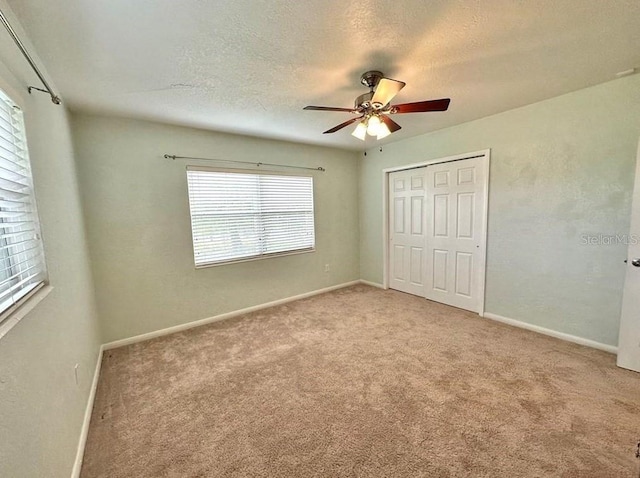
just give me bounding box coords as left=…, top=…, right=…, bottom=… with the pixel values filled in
left=388, top=168, right=427, bottom=296
left=425, top=157, right=485, bottom=312
left=388, top=156, right=486, bottom=313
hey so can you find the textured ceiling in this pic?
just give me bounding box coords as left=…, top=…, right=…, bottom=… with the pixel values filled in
left=5, top=0, right=640, bottom=151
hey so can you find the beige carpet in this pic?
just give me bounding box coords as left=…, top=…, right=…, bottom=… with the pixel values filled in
left=81, top=285, right=640, bottom=477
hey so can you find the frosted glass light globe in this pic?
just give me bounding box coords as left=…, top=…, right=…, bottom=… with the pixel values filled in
left=366, top=115, right=382, bottom=136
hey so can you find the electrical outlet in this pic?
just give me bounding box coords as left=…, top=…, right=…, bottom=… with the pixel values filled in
left=74, top=364, right=79, bottom=386
left=324, top=264, right=330, bottom=272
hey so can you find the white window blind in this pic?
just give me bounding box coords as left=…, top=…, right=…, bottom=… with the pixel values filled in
left=0, top=88, right=47, bottom=321
left=186, top=167, right=315, bottom=266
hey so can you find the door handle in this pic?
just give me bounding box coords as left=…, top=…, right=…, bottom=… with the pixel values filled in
left=632, top=258, right=640, bottom=267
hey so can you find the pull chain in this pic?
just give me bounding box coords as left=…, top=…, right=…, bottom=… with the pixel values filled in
left=636, top=441, right=640, bottom=478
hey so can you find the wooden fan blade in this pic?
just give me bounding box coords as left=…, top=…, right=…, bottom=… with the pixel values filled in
left=304, top=106, right=356, bottom=112
left=323, top=117, right=361, bottom=134
left=391, top=98, right=450, bottom=114
left=380, top=115, right=402, bottom=133
left=371, top=78, right=406, bottom=108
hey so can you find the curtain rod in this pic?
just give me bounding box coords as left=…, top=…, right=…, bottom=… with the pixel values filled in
left=164, top=154, right=326, bottom=172
left=0, top=9, right=61, bottom=105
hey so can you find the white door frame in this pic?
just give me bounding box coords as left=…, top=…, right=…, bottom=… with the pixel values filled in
left=382, top=149, right=491, bottom=316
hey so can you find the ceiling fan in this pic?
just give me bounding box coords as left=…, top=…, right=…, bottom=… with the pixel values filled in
left=304, top=70, right=450, bottom=141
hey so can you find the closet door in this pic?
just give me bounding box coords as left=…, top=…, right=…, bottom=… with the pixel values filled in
left=425, top=157, right=485, bottom=312
left=388, top=168, right=427, bottom=296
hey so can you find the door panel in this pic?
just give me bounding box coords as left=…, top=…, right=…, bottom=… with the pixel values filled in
left=433, top=195, right=449, bottom=237
left=410, top=247, right=423, bottom=285
left=425, top=157, right=486, bottom=312
left=393, top=245, right=405, bottom=280
left=432, top=250, right=448, bottom=292
left=394, top=198, right=405, bottom=233
left=455, top=252, right=473, bottom=297
left=411, top=197, right=423, bottom=234
left=458, top=167, right=475, bottom=185
left=457, top=193, right=474, bottom=238
left=434, top=171, right=449, bottom=187
left=389, top=168, right=427, bottom=296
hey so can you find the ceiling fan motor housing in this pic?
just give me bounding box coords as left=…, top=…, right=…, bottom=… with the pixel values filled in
left=360, top=70, right=384, bottom=89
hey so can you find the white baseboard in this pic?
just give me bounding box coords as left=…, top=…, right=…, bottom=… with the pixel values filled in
left=359, top=280, right=385, bottom=289
left=482, top=312, right=618, bottom=354
left=103, top=280, right=361, bottom=350
left=71, top=344, right=104, bottom=478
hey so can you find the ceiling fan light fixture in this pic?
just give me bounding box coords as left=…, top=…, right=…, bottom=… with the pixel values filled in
left=352, top=121, right=367, bottom=141
left=366, top=115, right=382, bottom=136
left=377, top=122, right=391, bottom=139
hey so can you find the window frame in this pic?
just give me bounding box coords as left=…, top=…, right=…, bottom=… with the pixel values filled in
left=0, top=81, right=50, bottom=333
left=185, top=166, right=317, bottom=268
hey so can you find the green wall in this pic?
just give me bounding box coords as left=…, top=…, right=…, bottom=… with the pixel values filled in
left=360, top=74, right=640, bottom=347
left=71, top=114, right=360, bottom=343
left=0, top=3, right=102, bottom=477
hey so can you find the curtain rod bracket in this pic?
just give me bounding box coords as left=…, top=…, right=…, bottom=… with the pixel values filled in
left=28, top=86, right=61, bottom=104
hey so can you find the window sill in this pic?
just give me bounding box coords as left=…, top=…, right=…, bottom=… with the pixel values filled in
left=0, top=284, right=54, bottom=340
left=195, top=248, right=316, bottom=269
